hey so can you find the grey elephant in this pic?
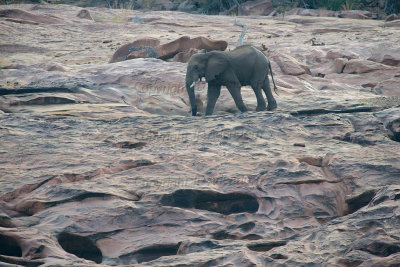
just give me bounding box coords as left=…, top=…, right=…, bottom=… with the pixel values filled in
left=185, top=45, right=278, bottom=116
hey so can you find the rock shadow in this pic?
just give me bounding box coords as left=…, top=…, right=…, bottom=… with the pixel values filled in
left=345, top=189, right=376, bottom=215
left=119, top=243, right=180, bottom=264
left=0, top=234, right=22, bottom=257
left=353, top=239, right=400, bottom=257
left=160, top=189, right=259, bottom=215
left=57, top=232, right=102, bottom=264
left=247, top=240, right=287, bottom=252
left=386, top=118, right=400, bottom=142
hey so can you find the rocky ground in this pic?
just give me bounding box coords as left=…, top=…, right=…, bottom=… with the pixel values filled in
left=1, top=3, right=400, bottom=266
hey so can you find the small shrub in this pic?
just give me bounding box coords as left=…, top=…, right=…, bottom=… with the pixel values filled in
left=384, top=0, right=400, bottom=14
left=342, top=0, right=354, bottom=10
left=300, top=0, right=348, bottom=11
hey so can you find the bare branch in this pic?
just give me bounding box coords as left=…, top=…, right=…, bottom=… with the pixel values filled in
left=234, top=18, right=247, bottom=47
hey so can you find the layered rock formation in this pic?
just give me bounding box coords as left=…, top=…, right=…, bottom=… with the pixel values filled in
left=110, top=36, right=228, bottom=63
left=0, top=3, right=399, bottom=266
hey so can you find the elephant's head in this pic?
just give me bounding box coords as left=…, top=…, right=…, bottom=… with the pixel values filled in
left=186, top=51, right=229, bottom=116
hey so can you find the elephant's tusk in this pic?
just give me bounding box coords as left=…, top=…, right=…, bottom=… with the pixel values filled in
left=190, top=82, right=196, bottom=88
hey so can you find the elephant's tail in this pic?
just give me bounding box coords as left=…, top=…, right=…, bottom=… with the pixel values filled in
left=268, top=61, right=278, bottom=95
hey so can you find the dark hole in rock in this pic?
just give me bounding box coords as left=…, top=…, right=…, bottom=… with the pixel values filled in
left=0, top=213, right=14, bottom=228
left=345, top=189, right=376, bottom=215
left=120, top=243, right=180, bottom=264
left=57, top=232, right=102, bottom=264
left=334, top=132, right=376, bottom=146
left=0, top=234, right=22, bottom=257
left=160, top=189, right=259, bottom=215
left=114, top=141, right=147, bottom=149
left=0, top=87, right=72, bottom=96
left=337, top=258, right=363, bottom=267
left=372, top=195, right=390, bottom=206
left=241, top=234, right=263, bottom=240
left=212, top=230, right=237, bottom=240
left=177, top=240, right=219, bottom=254
left=291, top=106, right=377, bottom=116
left=386, top=119, right=400, bottom=142
left=10, top=96, right=76, bottom=106
left=270, top=253, right=288, bottom=259
left=247, top=241, right=287, bottom=252
left=358, top=241, right=400, bottom=257
left=394, top=194, right=400, bottom=200
left=238, top=222, right=256, bottom=232
left=382, top=58, right=400, bottom=67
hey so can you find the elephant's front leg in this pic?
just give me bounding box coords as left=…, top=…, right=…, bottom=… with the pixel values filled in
left=226, top=84, right=247, bottom=113
left=205, top=85, right=221, bottom=116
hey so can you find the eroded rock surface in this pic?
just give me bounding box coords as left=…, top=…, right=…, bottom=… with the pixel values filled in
left=0, top=4, right=400, bottom=267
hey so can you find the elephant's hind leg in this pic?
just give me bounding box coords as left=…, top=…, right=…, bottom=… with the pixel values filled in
left=226, top=84, right=247, bottom=113
left=262, top=78, right=277, bottom=111
left=251, top=81, right=267, bottom=111
left=205, top=85, right=221, bottom=116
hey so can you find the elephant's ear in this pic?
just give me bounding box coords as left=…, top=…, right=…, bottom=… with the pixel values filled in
left=205, top=53, right=229, bottom=83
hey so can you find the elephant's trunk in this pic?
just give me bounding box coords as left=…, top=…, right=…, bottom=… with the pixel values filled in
left=186, top=78, right=197, bottom=116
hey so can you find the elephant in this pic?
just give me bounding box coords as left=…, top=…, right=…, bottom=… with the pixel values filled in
left=185, top=45, right=278, bottom=116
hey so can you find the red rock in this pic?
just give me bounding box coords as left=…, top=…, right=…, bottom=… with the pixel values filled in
left=1, top=5, right=400, bottom=266
left=326, top=49, right=359, bottom=60
left=4, top=18, right=39, bottom=25
left=109, top=38, right=161, bottom=63
left=385, top=20, right=400, bottom=27
left=285, top=8, right=335, bottom=17
left=375, top=78, right=400, bottom=96
left=46, top=64, right=66, bottom=72
left=0, top=9, right=60, bottom=24
left=333, top=58, right=348, bottom=74
left=156, top=36, right=227, bottom=60
left=343, top=59, right=393, bottom=74
left=171, top=48, right=199, bottom=63
left=76, top=9, right=93, bottom=20
left=368, top=47, right=400, bottom=67
left=386, top=14, right=400, bottom=21
left=337, top=10, right=372, bottom=20
left=114, top=36, right=227, bottom=62
left=272, top=54, right=311, bottom=76
left=239, top=0, right=274, bottom=16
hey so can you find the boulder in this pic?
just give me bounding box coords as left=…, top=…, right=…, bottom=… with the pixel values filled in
left=385, top=20, right=400, bottom=27
left=285, top=8, right=335, bottom=17
left=112, top=36, right=227, bottom=63
left=0, top=9, right=60, bottom=24
left=76, top=9, right=93, bottom=20
left=386, top=14, right=400, bottom=21
left=171, top=48, right=199, bottom=63
left=326, top=49, right=359, bottom=60
left=239, top=0, right=274, bottom=16
left=109, top=38, right=161, bottom=63
left=156, top=36, right=227, bottom=60
left=126, top=46, right=160, bottom=60
left=287, top=17, right=326, bottom=24
left=45, top=64, right=66, bottom=72
left=368, top=47, right=400, bottom=67
left=272, top=54, right=311, bottom=76
left=343, top=59, right=393, bottom=74
left=333, top=58, right=348, bottom=74
left=375, top=78, right=400, bottom=96
left=337, top=10, right=372, bottom=20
